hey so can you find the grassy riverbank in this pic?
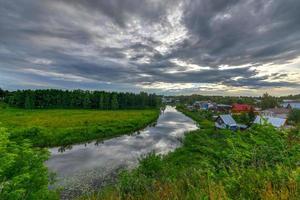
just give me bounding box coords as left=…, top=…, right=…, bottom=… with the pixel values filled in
left=86, top=107, right=300, bottom=199
left=0, top=108, right=160, bottom=147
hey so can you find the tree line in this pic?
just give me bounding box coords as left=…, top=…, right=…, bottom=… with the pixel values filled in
left=3, top=89, right=161, bottom=109
left=169, top=92, right=287, bottom=110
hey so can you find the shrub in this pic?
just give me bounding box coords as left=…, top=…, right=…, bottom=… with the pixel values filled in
left=288, top=109, right=300, bottom=124
left=0, top=127, right=58, bottom=200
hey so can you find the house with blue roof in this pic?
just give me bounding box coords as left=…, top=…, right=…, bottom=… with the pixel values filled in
left=215, top=114, right=247, bottom=131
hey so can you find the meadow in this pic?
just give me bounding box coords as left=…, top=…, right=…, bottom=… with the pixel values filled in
left=86, top=107, right=300, bottom=200
left=0, top=108, right=159, bottom=147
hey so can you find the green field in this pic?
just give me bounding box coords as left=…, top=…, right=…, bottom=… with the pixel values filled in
left=88, top=107, right=300, bottom=200
left=0, top=108, right=159, bottom=147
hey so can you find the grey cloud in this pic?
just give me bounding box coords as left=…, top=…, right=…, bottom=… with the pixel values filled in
left=0, top=0, right=300, bottom=93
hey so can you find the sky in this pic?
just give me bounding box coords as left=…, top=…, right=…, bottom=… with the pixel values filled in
left=1, top=0, right=300, bottom=96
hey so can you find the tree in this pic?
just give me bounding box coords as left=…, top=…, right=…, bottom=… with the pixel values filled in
left=261, top=93, right=278, bottom=109
left=25, top=93, right=35, bottom=109
left=0, top=88, right=5, bottom=99
left=83, top=93, right=91, bottom=109
left=248, top=108, right=256, bottom=122
left=0, top=128, right=58, bottom=200
left=288, top=109, right=300, bottom=124
left=111, top=94, right=119, bottom=110
left=98, top=93, right=104, bottom=109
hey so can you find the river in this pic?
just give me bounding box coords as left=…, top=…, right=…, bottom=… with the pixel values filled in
left=46, top=106, right=198, bottom=199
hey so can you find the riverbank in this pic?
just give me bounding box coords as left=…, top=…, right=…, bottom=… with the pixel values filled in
left=87, top=107, right=300, bottom=199
left=0, top=108, right=160, bottom=147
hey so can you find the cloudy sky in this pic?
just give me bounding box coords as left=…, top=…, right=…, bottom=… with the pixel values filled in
left=1, top=0, right=300, bottom=96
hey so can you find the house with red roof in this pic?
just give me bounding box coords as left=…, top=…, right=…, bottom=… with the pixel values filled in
left=231, top=103, right=254, bottom=113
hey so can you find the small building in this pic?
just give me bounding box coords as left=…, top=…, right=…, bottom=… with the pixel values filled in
left=254, top=115, right=287, bottom=128
left=193, top=101, right=215, bottom=110
left=281, top=100, right=300, bottom=109
left=187, top=105, right=194, bottom=111
left=215, top=114, right=238, bottom=131
left=162, top=97, right=173, bottom=104
left=286, top=102, right=300, bottom=110
left=231, top=103, right=254, bottom=113
left=215, top=104, right=232, bottom=112
left=260, top=108, right=291, bottom=119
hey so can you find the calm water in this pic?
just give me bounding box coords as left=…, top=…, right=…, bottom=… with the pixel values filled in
left=46, top=106, right=197, bottom=199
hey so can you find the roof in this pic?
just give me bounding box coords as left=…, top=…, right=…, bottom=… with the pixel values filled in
left=219, top=114, right=237, bottom=126
left=254, top=116, right=287, bottom=128
left=217, top=104, right=232, bottom=108
left=232, top=103, right=253, bottom=112
left=287, top=103, right=300, bottom=109
left=263, top=108, right=290, bottom=115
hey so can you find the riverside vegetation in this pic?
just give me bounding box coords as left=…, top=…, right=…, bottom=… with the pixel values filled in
left=87, top=106, right=300, bottom=200
left=0, top=108, right=159, bottom=147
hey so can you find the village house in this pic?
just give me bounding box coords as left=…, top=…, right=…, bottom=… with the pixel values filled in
left=286, top=102, right=300, bottom=109
left=215, top=114, right=237, bottom=130
left=215, top=104, right=232, bottom=113
left=215, top=114, right=247, bottom=131
left=260, top=108, right=290, bottom=119
left=231, top=103, right=254, bottom=114
left=254, top=115, right=287, bottom=128
left=193, top=101, right=215, bottom=110
left=162, top=97, right=174, bottom=104
left=281, top=100, right=300, bottom=109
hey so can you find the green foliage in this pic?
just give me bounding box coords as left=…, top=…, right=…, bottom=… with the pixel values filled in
left=0, top=128, right=58, bottom=200
left=90, top=108, right=300, bottom=200
left=5, top=89, right=161, bottom=110
left=232, top=112, right=252, bottom=125
left=288, top=109, right=300, bottom=124
left=0, top=108, right=160, bottom=147
left=261, top=92, right=278, bottom=109
left=111, top=94, right=119, bottom=110
left=24, top=92, right=35, bottom=109
left=0, top=88, right=8, bottom=99
left=0, top=101, right=8, bottom=109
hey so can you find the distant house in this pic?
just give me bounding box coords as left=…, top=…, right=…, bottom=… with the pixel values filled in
left=254, top=115, right=287, bottom=128
left=281, top=100, right=300, bottom=109
left=286, top=103, right=300, bottom=110
left=215, top=114, right=248, bottom=131
left=187, top=105, right=194, bottom=111
left=215, top=104, right=232, bottom=112
left=193, top=101, right=215, bottom=110
left=231, top=103, right=254, bottom=113
left=162, top=97, right=173, bottom=104
left=260, top=108, right=291, bottom=119
left=215, top=114, right=238, bottom=131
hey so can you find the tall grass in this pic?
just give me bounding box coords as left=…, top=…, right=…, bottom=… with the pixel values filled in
left=0, top=108, right=160, bottom=147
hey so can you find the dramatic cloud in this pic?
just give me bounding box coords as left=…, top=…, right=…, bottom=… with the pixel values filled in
left=1, top=0, right=300, bottom=95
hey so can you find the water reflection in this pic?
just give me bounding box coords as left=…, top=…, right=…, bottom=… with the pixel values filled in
left=46, top=106, right=197, bottom=199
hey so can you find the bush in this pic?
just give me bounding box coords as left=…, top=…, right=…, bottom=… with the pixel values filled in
left=288, top=109, right=300, bottom=124
left=0, top=127, right=58, bottom=200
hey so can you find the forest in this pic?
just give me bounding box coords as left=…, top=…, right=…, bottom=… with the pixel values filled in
left=2, top=89, right=161, bottom=109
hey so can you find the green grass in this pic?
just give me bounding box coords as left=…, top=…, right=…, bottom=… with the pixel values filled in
left=85, top=107, right=300, bottom=200
left=0, top=107, right=159, bottom=147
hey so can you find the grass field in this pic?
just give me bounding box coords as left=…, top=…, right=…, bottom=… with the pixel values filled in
left=0, top=108, right=160, bottom=147
left=86, top=107, right=300, bottom=200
